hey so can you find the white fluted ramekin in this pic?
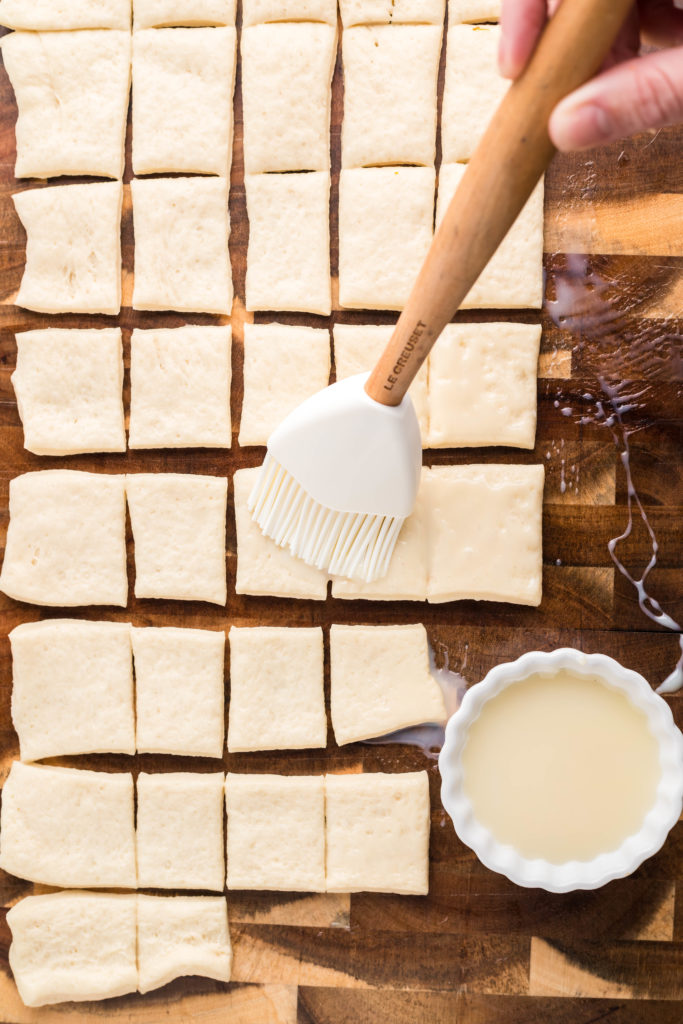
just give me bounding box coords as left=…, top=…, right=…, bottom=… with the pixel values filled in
left=439, top=648, right=683, bottom=893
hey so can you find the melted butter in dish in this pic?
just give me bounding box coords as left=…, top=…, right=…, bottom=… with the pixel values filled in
left=461, top=671, right=661, bottom=864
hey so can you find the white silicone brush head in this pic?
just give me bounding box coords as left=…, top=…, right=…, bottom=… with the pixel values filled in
left=248, top=373, right=422, bottom=582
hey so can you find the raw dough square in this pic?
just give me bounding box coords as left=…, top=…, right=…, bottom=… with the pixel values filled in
left=132, top=27, right=236, bottom=176
left=132, top=176, right=232, bottom=314
left=126, top=473, right=227, bottom=604
left=233, top=467, right=328, bottom=600
left=437, top=163, right=544, bottom=308
left=10, top=619, right=134, bottom=762
left=0, top=1, right=132, bottom=29
left=426, top=463, right=545, bottom=605
left=245, top=172, right=331, bottom=314
left=129, top=326, right=232, bottom=449
left=14, top=181, right=122, bottom=315
left=442, top=24, right=509, bottom=162
left=428, top=322, right=541, bottom=447
left=136, top=772, right=225, bottom=891
left=0, top=470, right=128, bottom=608
left=330, top=624, right=446, bottom=745
left=449, top=0, right=500, bottom=23
left=239, top=322, right=330, bottom=446
left=338, top=167, right=434, bottom=310
left=134, top=0, right=235, bottom=26
left=339, top=0, right=445, bottom=24
left=325, top=771, right=430, bottom=893
left=137, top=895, right=232, bottom=994
left=333, top=323, right=428, bottom=441
left=332, top=466, right=429, bottom=600
left=243, top=0, right=337, bottom=25
left=133, top=626, right=225, bottom=758
left=342, top=25, right=441, bottom=168
left=228, top=626, right=326, bottom=751
left=241, top=23, right=336, bottom=173
left=226, top=774, right=325, bottom=891
left=12, top=328, right=125, bottom=456
left=2, top=30, right=130, bottom=180
left=0, top=762, right=136, bottom=888
left=7, top=892, right=137, bottom=1009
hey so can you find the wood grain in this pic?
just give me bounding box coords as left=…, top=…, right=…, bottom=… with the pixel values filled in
left=0, top=6, right=681, bottom=1024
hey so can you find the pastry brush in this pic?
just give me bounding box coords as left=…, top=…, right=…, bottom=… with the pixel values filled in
left=250, top=0, right=633, bottom=582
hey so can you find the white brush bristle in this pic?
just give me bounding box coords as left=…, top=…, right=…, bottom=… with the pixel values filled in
left=248, top=453, right=405, bottom=583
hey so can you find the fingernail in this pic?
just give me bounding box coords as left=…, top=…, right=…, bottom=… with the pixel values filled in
left=497, top=38, right=513, bottom=78
left=551, top=99, right=613, bottom=151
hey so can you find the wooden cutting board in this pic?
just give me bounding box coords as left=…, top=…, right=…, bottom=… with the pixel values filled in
left=0, top=16, right=681, bottom=1024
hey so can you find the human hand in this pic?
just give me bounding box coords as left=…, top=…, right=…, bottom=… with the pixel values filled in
left=498, top=0, right=683, bottom=150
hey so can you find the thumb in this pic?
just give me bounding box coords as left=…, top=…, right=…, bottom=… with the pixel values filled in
left=549, top=46, right=683, bottom=151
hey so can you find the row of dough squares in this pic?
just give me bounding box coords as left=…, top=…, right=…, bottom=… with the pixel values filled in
left=11, top=170, right=542, bottom=315
left=0, top=464, right=544, bottom=607
left=9, top=891, right=232, bottom=1006
left=10, top=619, right=446, bottom=761
left=1, top=761, right=431, bottom=894
left=11, top=320, right=540, bottom=455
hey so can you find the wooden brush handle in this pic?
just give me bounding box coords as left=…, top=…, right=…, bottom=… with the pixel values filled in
left=366, top=0, right=633, bottom=406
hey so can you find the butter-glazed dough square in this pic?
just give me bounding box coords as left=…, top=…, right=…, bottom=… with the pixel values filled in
left=330, top=624, right=445, bottom=745
left=437, top=163, right=544, bottom=308
left=332, top=466, right=429, bottom=600
left=325, top=771, right=430, bottom=893
left=127, top=473, right=227, bottom=604
left=0, top=762, right=136, bottom=888
left=339, top=0, right=445, bottom=24
left=7, top=892, right=137, bottom=1009
left=133, top=627, right=225, bottom=758
left=137, top=895, right=232, bottom=994
left=240, top=322, right=330, bottom=446
left=10, top=619, right=134, bottom=762
left=449, top=0, right=500, bottom=23
left=338, top=167, right=434, bottom=310
left=0, top=470, right=128, bottom=607
left=129, top=326, right=231, bottom=449
left=426, top=463, right=544, bottom=605
left=0, top=0, right=131, bottom=29
left=132, top=176, right=232, bottom=314
left=241, top=23, right=336, bottom=173
left=427, top=322, right=541, bottom=448
left=133, top=28, right=236, bottom=176
left=442, top=24, right=509, bottom=163
left=226, top=774, right=325, bottom=891
left=228, top=627, right=326, bottom=752
left=243, top=0, right=336, bottom=25
left=134, top=0, right=235, bottom=26
left=12, top=328, right=125, bottom=456
left=14, top=181, right=122, bottom=314
left=136, top=772, right=225, bottom=891
left=245, top=172, right=331, bottom=314
left=2, top=30, right=130, bottom=180
left=233, top=467, right=328, bottom=600
left=333, top=323, right=428, bottom=441
left=342, top=25, right=441, bottom=168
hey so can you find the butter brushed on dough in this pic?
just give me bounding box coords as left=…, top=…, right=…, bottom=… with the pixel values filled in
left=0, top=0, right=131, bottom=29
left=339, top=0, right=445, bottom=25
left=12, top=328, right=125, bottom=456
left=243, top=0, right=336, bottom=25
left=137, top=895, right=231, bottom=994
left=442, top=24, right=509, bottom=162
left=14, top=181, right=122, bottom=315
left=0, top=762, right=136, bottom=888
left=8, top=892, right=137, bottom=1008
left=10, top=619, right=134, bottom=762
left=134, top=0, right=235, bottom=26
left=133, top=28, right=236, bottom=176
left=0, top=470, right=128, bottom=608
left=2, top=31, right=130, bottom=180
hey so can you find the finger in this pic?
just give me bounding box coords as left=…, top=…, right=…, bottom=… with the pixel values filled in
left=549, top=46, right=683, bottom=150
left=638, top=0, right=683, bottom=47
left=499, top=0, right=548, bottom=79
